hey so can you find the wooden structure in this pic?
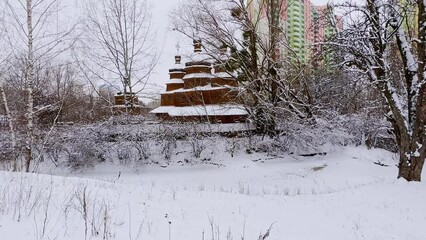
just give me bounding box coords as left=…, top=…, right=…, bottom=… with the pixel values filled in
left=112, top=92, right=150, bottom=115
left=151, top=40, right=247, bottom=123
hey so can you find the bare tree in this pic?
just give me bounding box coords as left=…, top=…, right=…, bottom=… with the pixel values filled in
left=171, top=0, right=314, bottom=136
left=2, top=0, right=77, bottom=172
left=77, top=0, right=157, bottom=110
left=0, top=80, right=18, bottom=171
left=329, top=0, right=426, bottom=181
left=0, top=4, right=17, bottom=171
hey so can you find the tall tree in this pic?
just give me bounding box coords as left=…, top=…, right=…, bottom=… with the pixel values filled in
left=2, top=0, right=76, bottom=172
left=77, top=0, right=157, bottom=110
left=0, top=3, right=16, bottom=171
left=171, top=0, right=315, bottom=136
left=330, top=0, right=426, bottom=181
left=25, top=0, right=35, bottom=173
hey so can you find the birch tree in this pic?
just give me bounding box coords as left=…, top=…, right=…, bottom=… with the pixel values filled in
left=330, top=0, right=426, bottom=181
left=1, top=0, right=38, bottom=172
left=0, top=79, right=18, bottom=171
left=0, top=4, right=16, bottom=171
left=2, top=0, right=77, bottom=172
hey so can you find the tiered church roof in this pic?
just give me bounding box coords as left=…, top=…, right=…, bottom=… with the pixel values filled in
left=151, top=40, right=247, bottom=123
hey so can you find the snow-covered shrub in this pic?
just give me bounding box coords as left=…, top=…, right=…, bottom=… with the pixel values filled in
left=255, top=112, right=395, bottom=155
left=45, top=142, right=62, bottom=165
left=63, top=128, right=109, bottom=170
left=338, top=113, right=396, bottom=152
left=0, top=131, right=12, bottom=169
left=107, top=114, right=145, bottom=125
left=0, top=148, right=13, bottom=170
left=65, top=143, right=100, bottom=170
left=247, top=116, right=358, bottom=155
left=157, top=124, right=179, bottom=161
left=132, top=138, right=152, bottom=162
left=188, top=133, right=206, bottom=159
left=243, top=136, right=273, bottom=154
left=14, top=112, right=392, bottom=170
left=116, top=142, right=135, bottom=165
left=0, top=130, right=23, bottom=170
left=184, top=124, right=207, bottom=159
left=224, top=135, right=242, bottom=157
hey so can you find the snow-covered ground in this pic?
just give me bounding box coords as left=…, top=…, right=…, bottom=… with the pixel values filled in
left=0, top=146, right=425, bottom=240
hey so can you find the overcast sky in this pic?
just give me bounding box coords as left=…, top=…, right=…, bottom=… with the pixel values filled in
left=0, top=0, right=334, bottom=102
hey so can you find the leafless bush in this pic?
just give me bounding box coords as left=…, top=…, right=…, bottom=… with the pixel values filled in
left=188, top=133, right=206, bottom=159
left=275, top=118, right=355, bottom=154
left=247, top=116, right=357, bottom=155
left=202, top=217, right=272, bottom=240
left=157, top=125, right=178, bottom=161
left=64, top=136, right=107, bottom=170
left=0, top=148, right=14, bottom=169
left=224, top=136, right=242, bottom=158
left=65, top=185, right=112, bottom=240
left=45, top=141, right=63, bottom=166
left=133, top=139, right=151, bottom=162
left=117, top=142, right=135, bottom=165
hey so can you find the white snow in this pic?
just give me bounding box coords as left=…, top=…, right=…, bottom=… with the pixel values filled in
left=112, top=104, right=144, bottom=108
left=174, top=84, right=229, bottom=92
left=183, top=72, right=214, bottom=79
left=151, top=104, right=247, bottom=116
left=189, top=52, right=215, bottom=63
left=159, top=84, right=233, bottom=94
left=413, top=150, right=420, bottom=157
left=0, top=146, right=425, bottom=240
left=150, top=105, right=175, bottom=114
left=185, top=64, right=212, bottom=69
left=213, top=71, right=236, bottom=79
left=169, top=62, right=185, bottom=70
left=165, top=78, right=184, bottom=84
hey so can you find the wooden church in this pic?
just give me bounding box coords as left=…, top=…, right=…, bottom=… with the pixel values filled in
left=151, top=40, right=247, bottom=123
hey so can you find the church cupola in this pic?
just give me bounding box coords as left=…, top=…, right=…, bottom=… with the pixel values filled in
left=168, top=42, right=185, bottom=79
left=193, top=39, right=202, bottom=53
left=169, top=54, right=186, bottom=80
left=165, top=43, right=185, bottom=92
left=175, top=55, right=182, bottom=64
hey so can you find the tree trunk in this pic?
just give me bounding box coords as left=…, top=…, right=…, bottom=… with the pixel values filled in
left=398, top=153, right=425, bottom=181
left=0, top=85, right=17, bottom=171
left=396, top=139, right=423, bottom=181
left=25, top=0, right=35, bottom=172
left=397, top=0, right=426, bottom=181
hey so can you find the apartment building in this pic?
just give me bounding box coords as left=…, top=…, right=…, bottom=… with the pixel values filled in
left=247, top=0, right=341, bottom=63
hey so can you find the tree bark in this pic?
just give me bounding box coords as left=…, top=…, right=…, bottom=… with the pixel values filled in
left=396, top=0, right=426, bottom=181
left=337, top=0, right=426, bottom=181
left=25, top=0, right=35, bottom=172
left=0, top=85, right=17, bottom=171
